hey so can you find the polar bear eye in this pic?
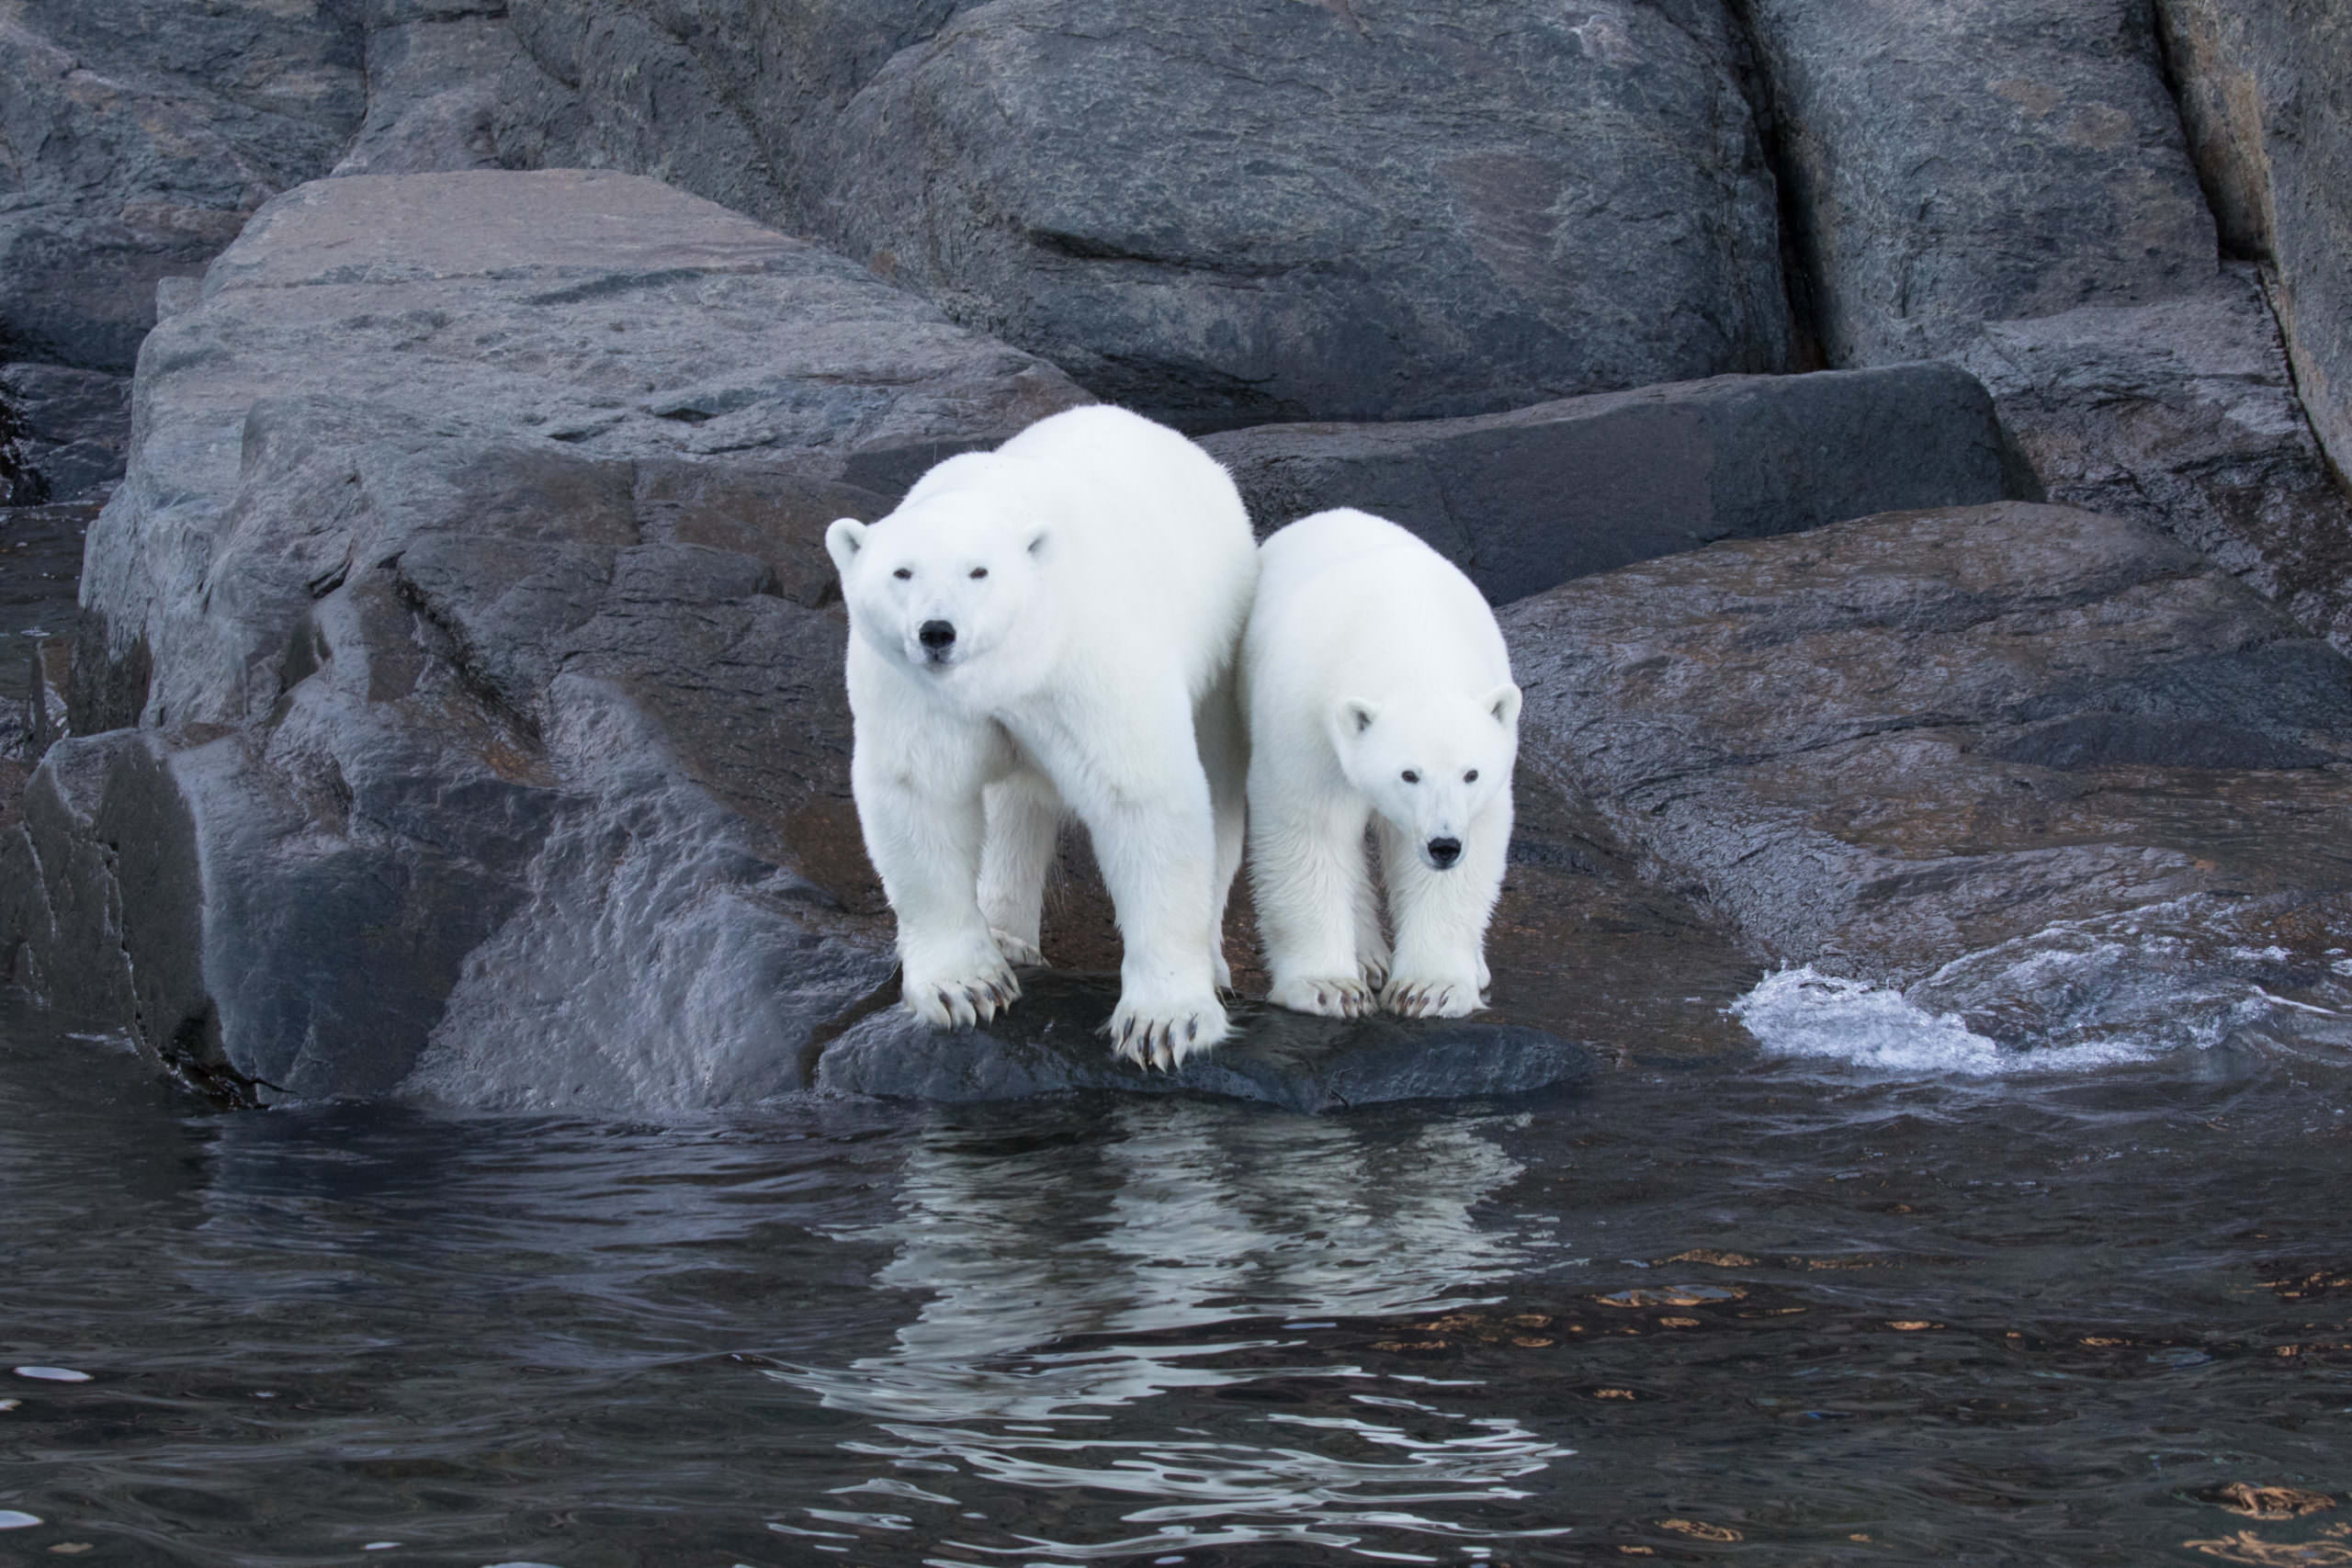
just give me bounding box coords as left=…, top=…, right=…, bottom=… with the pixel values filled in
left=892, top=567, right=912, bottom=581
left=969, top=567, right=988, bottom=579
left=1464, top=769, right=1478, bottom=783
left=1401, top=770, right=1419, bottom=784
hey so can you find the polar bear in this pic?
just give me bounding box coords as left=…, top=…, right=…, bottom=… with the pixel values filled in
left=825, top=405, right=1257, bottom=1068
left=1242, top=508, right=1521, bottom=1020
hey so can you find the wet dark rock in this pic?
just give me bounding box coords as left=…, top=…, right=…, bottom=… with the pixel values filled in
left=817, top=973, right=1594, bottom=1112
left=1954, top=271, right=2352, bottom=654
left=0, top=367, right=133, bottom=503
left=492, top=0, right=1792, bottom=429
left=1201, top=363, right=2029, bottom=604
left=2156, top=0, right=2352, bottom=484
left=0, top=0, right=366, bottom=371
left=6, top=169, right=1091, bottom=1108
left=1504, top=501, right=2352, bottom=987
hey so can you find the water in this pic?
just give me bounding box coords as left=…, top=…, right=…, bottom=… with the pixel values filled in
left=6, top=990, right=2352, bottom=1567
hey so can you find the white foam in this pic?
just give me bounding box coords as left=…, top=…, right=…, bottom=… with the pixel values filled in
left=1730, top=966, right=2158, bottom=1076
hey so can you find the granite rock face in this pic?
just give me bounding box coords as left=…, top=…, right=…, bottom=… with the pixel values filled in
left=6, top=170, right=1091, bottom=1108
left=1503, top=501, right=2352, bottom=989
left=336, top=0, right=531, bottom=177
left=2155, top=0, right=2352, bottom=487
left=1743, top=0, right=2218, bottom=366
left=800, top=0, right=1793, bottom=428
left=1956, top=271, right=2352, bottom=651
left=491, top=0, right=1793, bottom=430
left=0, top=0, right=366, bottom=373
left=1203, top=363, right=2030, bottom=604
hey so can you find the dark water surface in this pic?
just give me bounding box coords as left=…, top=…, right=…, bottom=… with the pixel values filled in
left=6, top=994, right=2352, bottom=1568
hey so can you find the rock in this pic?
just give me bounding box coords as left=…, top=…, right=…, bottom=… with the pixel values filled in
left=1503, top=501, right=2352, bottom=988
left=1955, top=269, right=2352, bottom=651
left=1202, top=363, right=2030, bottom=604
left=492, top=0, right=1792, bottom=429
left=334, top=1, right=529, bottom=176
left=0, top=367, right=132, bottom=503
left=2155, top=0, right=2352, bottom=486
left=0, top=0, right=366, bottom=371
left=1742, top=0, right=2219, bottom=366
left=9, top=169, right=1091, bottom=1109
left=817, top=972, right=1593, bottom=1111
left=77, top=169, right=1087, bottom=734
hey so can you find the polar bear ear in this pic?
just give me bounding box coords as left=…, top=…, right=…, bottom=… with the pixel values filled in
left=1332, top=697, right=1380, bottom=745
left=824, top=517, right=868, bottom=578
left=1487, top=682, right=1522, bottom=730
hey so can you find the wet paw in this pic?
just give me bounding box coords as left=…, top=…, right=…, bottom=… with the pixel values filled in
left=1267, top=973, right=1377, bottom=1020
left=1382, top=973, right=1482, bottom=1020
left=1105, top=993, right=1230, bottom=1073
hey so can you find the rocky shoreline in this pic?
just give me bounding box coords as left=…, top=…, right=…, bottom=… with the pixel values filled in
left=3, top=1, right=2349, bottom=1111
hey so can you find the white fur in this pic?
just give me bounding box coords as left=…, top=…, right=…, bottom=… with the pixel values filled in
left=1241, top=508, right=1521, bottom=1020
left=826, top=405, right=1257, bottom=1068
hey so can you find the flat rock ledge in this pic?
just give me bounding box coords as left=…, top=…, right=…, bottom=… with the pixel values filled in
left=816, top=974, right=1593, bottom=1112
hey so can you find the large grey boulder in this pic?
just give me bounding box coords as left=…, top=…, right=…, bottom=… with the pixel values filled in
left=8, top=169, right=1091, bottom=1109
left=802, top=0, right=1792, bottom=428
left=0, top=0, right=365, bottom=372
left=490, top=0, right=1793, bottom=430
left=1202, top=363, right=2030, bottom=604
left=2155, top=0, right=2352, bottom=487
left=1502, top=502, right=2352, bottom=1011
left=1742, top=0, right=2217, bottom=367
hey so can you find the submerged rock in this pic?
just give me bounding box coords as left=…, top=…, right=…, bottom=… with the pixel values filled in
left=817, top=973, right=1593, bottom=1112
left=1202, top=363, right=2030, bottom=604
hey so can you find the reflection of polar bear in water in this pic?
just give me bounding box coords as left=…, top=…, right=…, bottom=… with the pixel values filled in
left=768, top=1108, right=1570, bottom=1555
left=826, top=407, right=1257, bottom=1069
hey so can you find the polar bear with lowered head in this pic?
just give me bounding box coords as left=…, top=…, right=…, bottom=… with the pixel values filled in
left=1242, top=508, right=1521, bottom=1019
left=825, top=406, right=1258, bottom=1068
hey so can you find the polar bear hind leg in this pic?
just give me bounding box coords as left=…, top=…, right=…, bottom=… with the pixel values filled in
left=978, top=766, right=1062, bottom=967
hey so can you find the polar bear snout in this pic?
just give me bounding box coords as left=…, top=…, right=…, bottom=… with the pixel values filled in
left=1425, top=836, right=1463, bottom=869
left=918, top=618, right=958, bottom=661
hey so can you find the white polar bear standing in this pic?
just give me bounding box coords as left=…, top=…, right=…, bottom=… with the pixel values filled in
left=1242, top=508, right=1521, bottom=1020
left=826, top=405, right=1258, bottom=1067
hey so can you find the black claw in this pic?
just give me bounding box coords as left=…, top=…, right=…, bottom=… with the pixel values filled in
left=1185, top=1018, right=1198, bottom=1043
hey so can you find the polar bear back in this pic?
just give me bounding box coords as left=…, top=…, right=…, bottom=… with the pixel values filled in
left=1248, top=508, right=1510, bottom=711
left=909, top=405, right=1258, bottom=704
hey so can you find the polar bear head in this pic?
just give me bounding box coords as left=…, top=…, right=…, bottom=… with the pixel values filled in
left=1332, top=682, right=1522, bottom=870
left=826, top=484, right=1062, bottom=694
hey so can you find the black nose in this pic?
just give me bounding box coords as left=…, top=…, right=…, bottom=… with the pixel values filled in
left=1427, top=837, right=1461, bottom=868
left=919, top=619, right=956, bottom=651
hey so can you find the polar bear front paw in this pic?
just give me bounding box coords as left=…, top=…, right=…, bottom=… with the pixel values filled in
left=1106, top=990, right=1230, bottom=1073
left=901, top=937, right=1022, bottom=1030
left=989, top=928, right=1047, bottom=968
left=1383, top=972, right=1483, bottom=1020
left=1267, top=973, right=1378, bottom=1019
